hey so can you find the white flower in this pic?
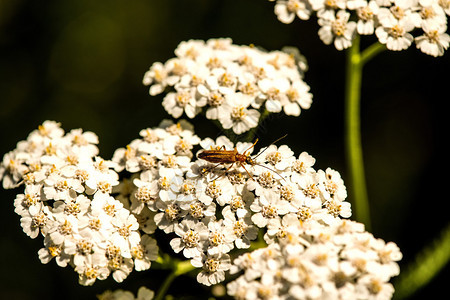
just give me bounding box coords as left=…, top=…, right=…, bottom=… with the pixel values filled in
left=197, top=85, right=226, bottom=120
left=154, top=198, right=186, bottom=233
left=110, top=208, right=141, bottom=259
left=246, top=170, right=279, bottom=195
left=97, top=286, right=155, bottom=300
left=14, top=184, right=43, bottom=216
left=371, top=240, right=402, bottom=277
left=199, top=178, right=234, bottom=206
left=83, top=158, right=120, bottom=196
left=130, top=178, right=159, bottom=214
left=377, top=0, right=422, bottom=28
left=265, top=213, right=300, bottom=244
left=218, top=93, right=261, bottom=134
left=221, top=186, right=254, bottom=219
left=313, top=0, right=347, bottom=20
left=43, top=171, right=80, bottom=201
left=356, top=1, right=380, bottom=35
left=191, top=252, right=231, bottom=286
left=296, top=170, right=321, bottom=202
left=0, top=150, right=29, bottom=189
left=170, top=220, right=208, bottom=258
left=75, top=253, right=110, bottom=286
left=143, top=62, right=169, bottom=96
left=48, top=213, right=79, bottom=246
left=172, top=177, right=204, bottom=203
left=291, top=151, right=316, bottom=183
left=258, top=144, right=296, bottom=173
left=375, top=17, right=415, bottom=50
left=29, top=120, right=65, bottom=142
left=131, top=234, right=158, bottom=271
left=162, top=89, right=200, bottom=119
left=275, top=0, right=312, bottom=23
left=91, top=193, right=124, bottom=218
left=317, top=168, right=347, bottom=201
left=175, top=39, right=207, bottom=59
left=65, top=128, right=99, bottom=158
left=228, top=217, right=401, bottom=299
left=415, top=22, right=450, bottom=56
left=143, top=39, right=311, bottom=135
left=164, top=57, right=193, bottom=87
left=223, top=214, right=258, bottom=249
left=318, top=10, right=357, bottom=50
left=356, top=274, right=395, bottom=300
left=38, top=236, right=72, bottom=267
left=71, top=237, right=104, bottom=269
left=258, top=77, right=290, bottom=113
left=280, top=80, right=313, bottom=116
left=180, top=199, right=216, bottom=225
left=347, top=0, right=368, bottom=10
left=207, top=220, right=235, bottom=255
left=226, top=276, right=251, bottom=299
left=207, top=66, right=240, bottom=95
left=418, top=0, right=447, bottom=28
left=439, top=0, right=450, bottom=15
left=20, top=205, right=54, bottom=239
left=250, top=190, right=291, bottom=227
left=103, top=243, right=134, bottom=283
left=134, top=206, right=158, bottom=234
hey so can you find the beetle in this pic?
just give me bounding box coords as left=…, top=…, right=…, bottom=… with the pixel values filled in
left=197, top=135, right=287, bottom=180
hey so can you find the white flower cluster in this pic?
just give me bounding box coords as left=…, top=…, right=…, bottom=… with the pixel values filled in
left=0, top=121, right=158, bottom=286
left=113, top=119, right=353, bottom=286
left=269, top=0, right=450, bottom=56
left=97, top=286, right=154, bottom=300
left=228, top=218, right=402, bottom=300
left=143, top=38, right=312, bottom=134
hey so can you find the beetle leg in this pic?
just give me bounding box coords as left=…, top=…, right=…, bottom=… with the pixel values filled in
left=238, top=162, right=253, bottom=179
left=209, top=162, right=235, bottom=182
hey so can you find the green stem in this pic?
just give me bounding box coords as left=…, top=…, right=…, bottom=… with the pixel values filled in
left=345, top=34, right=371, bottom=231
left=154, top=270, right=177, bottom=300
left=393, top=223, right=450, bottom=299
left=153, top=258, right=196, bottom=300
left=361, top=41, right=386, bottom=65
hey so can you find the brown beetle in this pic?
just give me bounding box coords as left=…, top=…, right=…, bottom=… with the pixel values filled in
left=197, top=135, right=287, bottom=179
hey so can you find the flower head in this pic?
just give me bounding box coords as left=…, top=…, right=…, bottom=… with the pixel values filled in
left=0, top=121, right=158, bottom=286
left=113, top=120, right=356, bottom=286
left=228, top=218, right=401, bottom=299
left=268, top=0, right=449, bottom=55
left=143, top=38, right=312, bottom=134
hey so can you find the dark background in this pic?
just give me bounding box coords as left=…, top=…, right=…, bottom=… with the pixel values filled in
left=0, top=0, right=448, bottom=299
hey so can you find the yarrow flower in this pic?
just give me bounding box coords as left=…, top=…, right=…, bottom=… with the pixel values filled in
left=1, top=120, right=402, bottom=294
left=228, top=218, right=402, bottom=300
left=112, top=119, right=365, bottom=287
left=97, top=286, right=154, bottom=300
left=269, top=0, right=450, bottom=55
left=143, top=38, right=312, bottom=134
left=0, top=121, right=158, bottom=286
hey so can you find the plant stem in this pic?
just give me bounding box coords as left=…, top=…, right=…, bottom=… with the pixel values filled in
left=393, top=223, right=450, bottom=300
left=345, top=34, right=371, bottom=231
left=154, top=270, right=177, bottom=300
left=154, top=258, right=196, bottom=300
left=361, top=41, right=386, bottom=65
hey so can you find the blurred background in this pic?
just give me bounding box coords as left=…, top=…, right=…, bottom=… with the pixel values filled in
left=0, top=0, right=448, bottom=299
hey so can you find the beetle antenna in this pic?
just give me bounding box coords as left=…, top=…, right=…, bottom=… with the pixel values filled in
left=256, top=163, right=286, bottom=181
left=242, top=138, right=259, bottom=155
left=252, top=134, right=288, bottom=161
